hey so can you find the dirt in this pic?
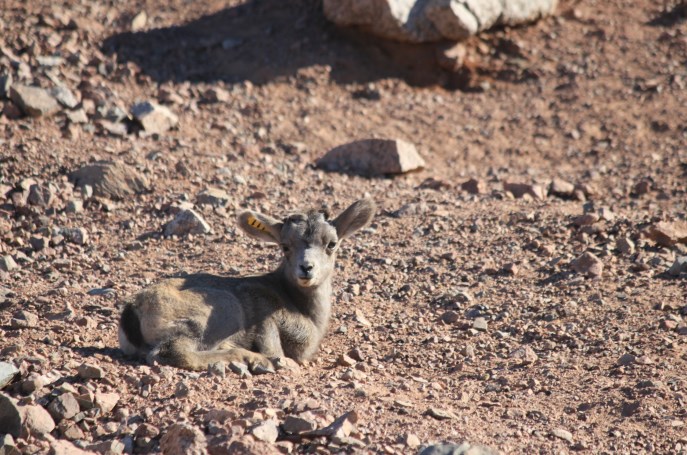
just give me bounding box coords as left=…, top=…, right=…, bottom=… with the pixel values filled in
left=1, top=0, right=687, bottom=453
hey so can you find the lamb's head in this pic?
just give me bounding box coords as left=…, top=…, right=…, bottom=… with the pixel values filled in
left=238, top=199, right=376, bottom=288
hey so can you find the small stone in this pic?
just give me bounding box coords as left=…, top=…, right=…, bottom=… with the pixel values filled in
left=28, top=183, right=56, bottom=207
left=621, top=401, right=641, bottom=417
left=61, top=227, right=89, bottom=245
left=95, top=392, right=120, bottom=414
left=50, top=439, right=95, bottom=455
left=131, top=100, right=178, bottom=134
left=66, top=109, right=88, bottom=124
left=203, top=87, right=230, bottom=103
left=0, top=362, right=19, bottom=389
left=420, top=443, right=498, bottom=455
left=353, top=309, right=372, bottom=327
left=549, top=178, right=575, bottom=197
left=196, top=188, right=231, bottom=207
left=174, top=381, right=190, bottom=398
left=48, top=393, right=80, bottom=422
left=65, top=200, right=84, bottom=214
left=570, top=252, right=603, bottom=277
left=426, top=407, right=457, bottom=420
left=617, top=353, right=636, bottom=366
left=159, top=424, right=206, bottom=455
left=632, top=179, right=651, bottom=196
left=131, top=11, right=147, bottom=31
left=50, top=86, right=79, bottom=109
left=616, top=237, right=635, bottom=255
left=0, top=393, right=22, bottom=438
left=404, top=433, right=421, bottom=448
left=646, top=221, right=687, bottom=247
left=20, top=404, right=56, bottom=437
left=208, top=362, right=226, bottom=378
left=551, top=428, right=573, bottom=443
left=0, top=71, right=12, bottom=99
left=510, top=345, right=538, bottom=365
left=461, top=178, right=485, bottom=195
left=282, top=413, right=318, bottom=434
left=164, top=209, right=211, bottom=236
left=30, top=235, right=48, bottom=251
left=472, top=317, right=488, bottom=332
left=20, top=374, right=46, bottom=394
left=70, top=161, right=149, bottom=200
left=10, top=310, right=39, bottom=328
left=503, top=262, right=519, bottom=275
left=436, top=42, right=466, bottom=71
left=0, top=255, right=18, bottom=272
left=572, top=213, right=599, bottom=227
left=9, top=84, right=60, bottom=117
left=250, top=420, right=279, bottom=443
left=77, top=363, right=104, bottom=379
left=87, top=440, right=125, bottom=454
left=440, top=310, right=460, bottom=324
left=503, top=182, right=546, bottom=200
left=337, top=354, right=356, bottom=367
left=316, top=138, right=425, bottom=176
left=668, top=257, right=687, bottom=276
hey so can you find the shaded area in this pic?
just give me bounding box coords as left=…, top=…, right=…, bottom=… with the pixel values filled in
left=102, top=0, right=446, bottom=87
left=647, top=2, right=687, bottom=26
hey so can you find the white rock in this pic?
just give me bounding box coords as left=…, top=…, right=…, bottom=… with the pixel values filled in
left=317, top=138, right=425, bottom=176
left=131, top=100, right=178, bottom=134
left=0, top=362, right=19, bottom=389
left=164, top=209, right=211, bottom=237
left=324, top=0, right=558, bottom=43
left=9, top=85, right=60, bottom=117
left=70, top=161, right=149, bottom=200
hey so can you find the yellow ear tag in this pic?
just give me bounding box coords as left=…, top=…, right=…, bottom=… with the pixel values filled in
left=247, top=215, right=267, bottom=232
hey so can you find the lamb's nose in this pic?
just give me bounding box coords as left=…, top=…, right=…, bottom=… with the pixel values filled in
left=300, top=264, right=314, bottom=274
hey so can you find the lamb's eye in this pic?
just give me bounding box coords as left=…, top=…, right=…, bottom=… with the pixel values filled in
left=327, top=241, right=337, bottom=250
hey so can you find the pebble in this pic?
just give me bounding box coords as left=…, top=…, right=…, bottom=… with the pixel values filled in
left=69, top=161, right=149, bottom=200
left=48, top=393, right=80, bottom=422
left=196, top=188, right=231, bottom=207
left=0, top=362, right=19, bottom=389
left=9, top=84, right=60, bottom=117
left=50, top=439, right=96, bottom=455
left=668, top=257, right=687, bottom=276
left=472, top=317, right=488, bottom=332
left=50, top=86, right=79, bottom=108
left=337, top=354, right=357, bottom=367
left=131, top=100, right=179, bottom=134
left=164, top=209, right=212, bottom=236
left=316, top=138, right=425, bottom=176
left=208, top=361, right=226, bottom=378
left=10, top=310, right=39, bottom=328
left=551, top=428, right=574, bottom=443
left=572, top=213, right=599, bottom=227
left=87, top=439, right=125, bottom=454
left=250, top=420, right=279, bottom=443
left=503, top=182, right=546, bottom=200
left=510, top=345, right=538, bottom=364
left=21, top=403, right=57, bottom=437
left=77, top=363, right=105, bottom=379
left=646, top=221, right=687, bottom=247
left=66, top=109, right=88, bottom=124
left=228, top=361, right=251, bottom=377
left=426, top=407, right=458, bottom=420
left=61, top=227, right=89, bottom=245
left=95, top=392, right=120, bottom=414
left=159, top=424, right=206, bottom=455
left=617, top=353, right=635, bottom=366
left=28, top=183, right=56, bottom=207
left=616, top=237, right=635, bottom=255
left=282, top=412, right=318, bottom=434
left=570, top=252, right=603, bottom=278
left=461, top=178, right=485, bottom=195
left=0, top=255, right=18, bottom=272
left=549, top=178, right=575, bottom=197
left=420, top=442, right=498, bottom=455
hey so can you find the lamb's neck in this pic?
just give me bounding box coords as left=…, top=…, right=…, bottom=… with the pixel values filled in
left=275, top=266, right=332, bottom=329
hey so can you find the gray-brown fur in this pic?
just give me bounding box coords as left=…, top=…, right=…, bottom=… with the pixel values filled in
left=118, top=199, right=376, bottom=372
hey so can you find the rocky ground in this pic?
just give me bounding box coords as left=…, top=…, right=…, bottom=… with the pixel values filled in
left=1, top=0, right=687, bottom=454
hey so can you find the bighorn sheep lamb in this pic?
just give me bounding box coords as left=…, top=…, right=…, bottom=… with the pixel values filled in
left=118, top=199, right=376, bottom=373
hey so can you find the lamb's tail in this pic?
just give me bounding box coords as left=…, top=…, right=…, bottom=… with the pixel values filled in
left=118, top=304, right=145, bottom=356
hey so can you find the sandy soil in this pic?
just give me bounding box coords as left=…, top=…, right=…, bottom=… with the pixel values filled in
left=1, top=0, right=686, bottom=453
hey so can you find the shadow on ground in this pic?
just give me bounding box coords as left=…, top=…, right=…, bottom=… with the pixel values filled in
left=102, top=0, right=447, bottom=87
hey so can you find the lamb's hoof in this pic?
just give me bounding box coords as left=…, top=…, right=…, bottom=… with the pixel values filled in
left=251, top=363, right=275, bottom=375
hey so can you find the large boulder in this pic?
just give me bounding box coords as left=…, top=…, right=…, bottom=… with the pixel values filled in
left=323, top=0, right=558, bottom=43
left=316, top=138, right=425, bottom=176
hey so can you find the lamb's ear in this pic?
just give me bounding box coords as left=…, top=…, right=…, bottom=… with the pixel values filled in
left=332, top=198, right=376, bottom=241
left=237, top=211, right=282, bottom=244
